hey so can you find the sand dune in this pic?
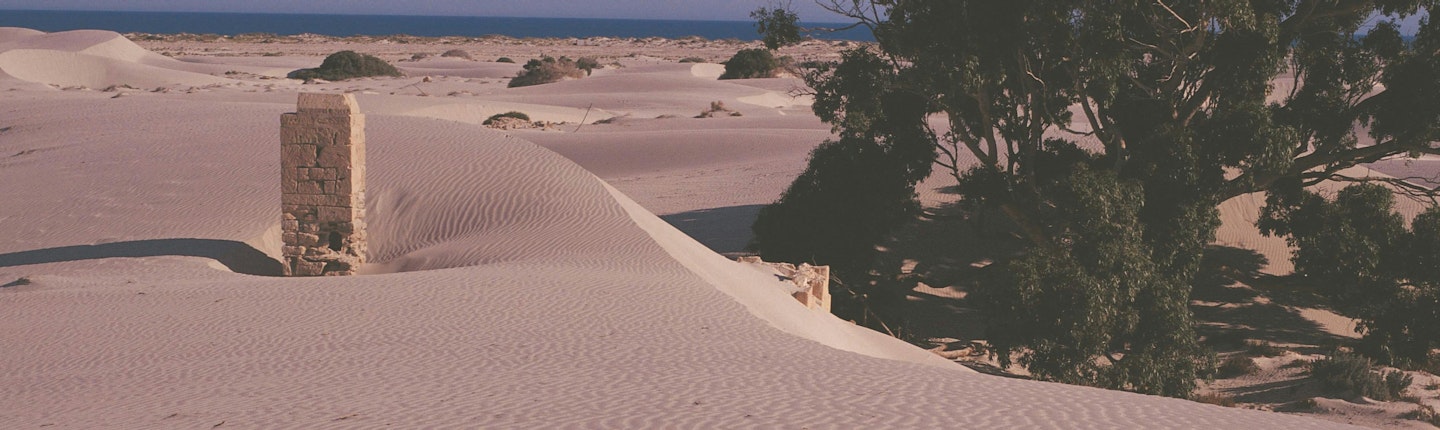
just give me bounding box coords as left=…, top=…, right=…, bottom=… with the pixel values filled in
left=0, top=29, right=1376, bottom=428
left=0, top=28, right=232, bottom=88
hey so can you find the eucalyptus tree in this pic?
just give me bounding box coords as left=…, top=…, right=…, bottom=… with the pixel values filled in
left=751, top=0, right=1440, bottom=397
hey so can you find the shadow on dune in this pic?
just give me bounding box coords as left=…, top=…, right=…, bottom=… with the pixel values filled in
left=660, top=204, right=765, bottom=255
left=0, top=239, right=284, bottom=276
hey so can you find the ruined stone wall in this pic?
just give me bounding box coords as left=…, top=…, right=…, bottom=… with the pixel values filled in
left=280, top=93, right=367, bottom=276
left=738, top=257, right=832, bottom=312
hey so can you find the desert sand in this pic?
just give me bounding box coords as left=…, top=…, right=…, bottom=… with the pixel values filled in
left=1, top=28, right=1432, bottom=428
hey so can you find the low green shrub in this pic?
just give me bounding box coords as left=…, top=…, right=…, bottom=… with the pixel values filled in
left=483, top=111, right=531, bottom=125
left=441, top=49, right=472, bottom=60
left=1218, top=356, right=1259, bottom=378
left=288, top=51, right=403, bottom=81
left=496, top=57, right=515, bottom=63
left=679, top=57, right=706, bottom=63
left=719, top=48, right=781, bottom=80
left=1309, top=352, right=1412, bottom=400
left=508, top=57, right=587, bottom=88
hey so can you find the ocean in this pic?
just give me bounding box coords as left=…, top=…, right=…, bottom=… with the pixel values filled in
left=0, top=9, right=875, bottom=41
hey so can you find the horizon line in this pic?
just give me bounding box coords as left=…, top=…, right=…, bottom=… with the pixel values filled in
left=0, top=8, right=857, bottom=26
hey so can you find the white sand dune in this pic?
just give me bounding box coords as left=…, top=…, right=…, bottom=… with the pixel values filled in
left=0, top=29, right=1369, bottom=428
left=398, top=57, right=521, bottom=79
left=0, top=28, right=232, bottom=88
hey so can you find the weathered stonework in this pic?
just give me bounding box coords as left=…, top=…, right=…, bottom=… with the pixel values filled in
left=281, top=93, right=367, bottom=276
left=738, top=257, right=832, bottom=312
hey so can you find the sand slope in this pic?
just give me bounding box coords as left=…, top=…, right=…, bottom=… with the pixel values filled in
left=0, top=29, right=1367, bottom=428
left=0, top=28, right=232, bottom=88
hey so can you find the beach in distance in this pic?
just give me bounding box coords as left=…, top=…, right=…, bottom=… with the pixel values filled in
left=0, top=6, right=1438, bottom=428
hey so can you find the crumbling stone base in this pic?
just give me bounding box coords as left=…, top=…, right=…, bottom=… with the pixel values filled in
left=738, top=256, right=831, bottom=312
left=280, top=93, right=367, bottom=276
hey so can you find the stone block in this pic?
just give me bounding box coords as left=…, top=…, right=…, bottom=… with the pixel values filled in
left=317, top=146, right=350, bottom=168
left=317, top=206, right=353, bottom=222
left=282, top=220, right=299, bottom=231
left=282, top=144, right=318, bottom=167
left=297, top=93, right=360, bottom=114
left=297, top=233, right=320, bottom=246
left=296, top=180, right=323, bottom=195
left=294, top=260, right=326, bottom=276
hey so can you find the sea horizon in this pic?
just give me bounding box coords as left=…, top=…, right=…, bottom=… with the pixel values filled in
left=0, top=9, right=876, bottom=41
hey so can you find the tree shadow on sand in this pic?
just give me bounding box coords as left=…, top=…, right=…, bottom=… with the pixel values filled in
left=1192, top=245, right=1348, bottom=354
left=0, top=239, right=284, bottom=276
left=660, top=204, right=766, bottom=256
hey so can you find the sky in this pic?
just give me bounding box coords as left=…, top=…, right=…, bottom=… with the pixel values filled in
left=0, top=0, right=851, bottom=22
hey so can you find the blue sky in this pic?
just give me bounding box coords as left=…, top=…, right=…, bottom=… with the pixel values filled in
left=0, top=0, right=851, bottom=22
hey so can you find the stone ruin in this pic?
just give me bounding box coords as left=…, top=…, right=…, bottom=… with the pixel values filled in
left=737, top=257, right=832, bottom=312
left=280, top=93, right=367, bottom=276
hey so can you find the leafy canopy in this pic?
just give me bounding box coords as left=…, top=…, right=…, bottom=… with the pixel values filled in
left=752, top=0, right=1440, bottom=397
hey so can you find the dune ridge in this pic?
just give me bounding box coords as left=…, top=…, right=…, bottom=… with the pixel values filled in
left=0, top=28, right=1369, bottom=428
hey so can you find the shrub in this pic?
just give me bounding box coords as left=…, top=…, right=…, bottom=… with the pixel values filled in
left=1246, top=340, right=1285, bottom=357
left=575, top=57, right=600, bottom=75
left=508, top=56, right=587, bottom=88
left=483, top=111, right=530, bottom=125
left=496, top=57, right=515, bottom=63
left=1309, top=353, right=1412, bottom=400
left=441, top=49, right=472, bottom=60
left=409, top=53, right=433, bottom=61
left=720, top=48, right=781, bottom=80
left=1403, top=405, right=1440, bottom=426
left=1218, top=356, right=1259, bottom=378
left=288, top=51, right=403, bottom=81
left=679, top=57, right=706, bottom=63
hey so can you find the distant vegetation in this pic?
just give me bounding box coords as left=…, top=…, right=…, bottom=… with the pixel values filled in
left=441, top=49, right=472, bottom=60
left=719, top=48, right=782, bottom=80
left=508, top=56, right=595, bottom=88
left=288, top=51, right=402, bottom=81
left=496, top=57, right=515, bottom=63
left=483, top=111, right=530, bottom=125
left=678, top=57, right=707, bottom=63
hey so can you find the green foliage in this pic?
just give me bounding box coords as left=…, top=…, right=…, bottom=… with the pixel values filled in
left=508, top=56, right=587, bottom=88
left=1262, top=185, right=1440, bottom=366
left=719, top=48, right=781, bottom=80
left=288, top=51, right=403, bottom=81
left=483, top=111, right=530, bottom=125
left=752, top=0, right=1440, bottom=398
left=441, top=49, right=472, bottom=60
left=1218, top=356, right=1259, bottom=378
left=575, top=57, right=600, bottom=75
left=678, top=57, right=706, bottom=63
left=496, top=57, right=515, bottom=63
left=1308, top=352, right=1412, bottom=400
left=972, top=163, right=1205, bottom=396
left=751, top=5, right=802, bottom=50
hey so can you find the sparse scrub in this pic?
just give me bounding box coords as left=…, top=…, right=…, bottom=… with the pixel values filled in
left=288, top=51, right=403, bottom=81
left=696, top=101, right=742, bottom=118
left=679, top=57, right=706, bottom=63
left=1308, top=353, right=1412, bottom=400
left=441, top=49, right=472, bottom=60
left=496, top=57, right=515, bottom=63
left=719, top=48, right=781, bottom=80
left=508, top=57, right=587, bottom=88
left=1218, top=356, right=1259, bottom=378
left=575, top=57, right=600, bottom=75
left=483, top=111, right=530, bottom=126
left=1245, top=340, right=1285, bottom=357
left=410, top=53, right=433, bottom=61
left=1403, top=405, right=1440, bottom=426
left=2, top=277, right=31, bottom=288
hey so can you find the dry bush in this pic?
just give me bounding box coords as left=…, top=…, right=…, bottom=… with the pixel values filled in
left=441, top=49, right=472, bottom=60
left=508, top=57, right=587, bottom=88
